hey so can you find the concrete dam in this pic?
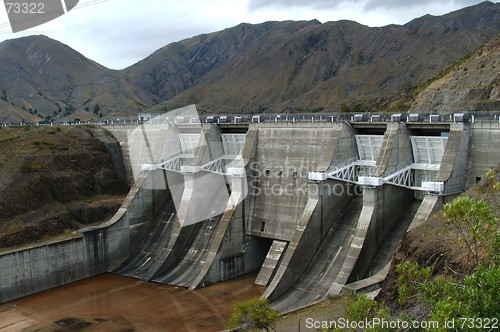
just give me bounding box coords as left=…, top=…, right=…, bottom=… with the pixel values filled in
left=1, top=111, right=499, bottom=313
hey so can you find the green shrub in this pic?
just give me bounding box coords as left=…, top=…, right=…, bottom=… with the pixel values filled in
left=229, top=297, right=279, bottom=331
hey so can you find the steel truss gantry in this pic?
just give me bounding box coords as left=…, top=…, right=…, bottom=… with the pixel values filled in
left=142, top=132, right=247, bottom=177
left=150, top=154, right=244, bottom=176
left=309, top=162, right=444, bottom=193
left=309, top=134, right=448, bottom=194
left=308, top=159, right=376, bottom=182
left=145, top=153, right=245, bottom=176
left=197, top=155, right=240, bottom=175
left=154, top=153, right=193, bottom=172
left=381, top=163, right=441, bottom=191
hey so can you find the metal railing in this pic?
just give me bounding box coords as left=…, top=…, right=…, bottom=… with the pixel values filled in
left=2, top=111, right=500, bottom=128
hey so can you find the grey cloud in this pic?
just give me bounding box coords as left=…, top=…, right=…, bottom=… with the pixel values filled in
left=61, top=20, right=213, bottom=69
left=248, top=0, right=486, bottom=12
left=364, top=0, right=437, bottom=10
left=247, top=0, right=355, bottom=11
left=363, top=0, right=485, bottom=10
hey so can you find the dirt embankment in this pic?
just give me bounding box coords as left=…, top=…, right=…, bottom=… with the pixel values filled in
left=0, top=126, right=129, bottom=249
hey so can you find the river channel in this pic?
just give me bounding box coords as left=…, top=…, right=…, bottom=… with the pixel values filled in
left=0, top=273, right=264, bottom=331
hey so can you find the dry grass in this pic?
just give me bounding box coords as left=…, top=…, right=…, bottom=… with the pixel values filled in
left=0, top=126, right=128, bottom=249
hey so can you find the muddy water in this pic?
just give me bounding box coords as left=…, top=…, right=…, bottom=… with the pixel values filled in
left=0, top=273, right=264, bottom=332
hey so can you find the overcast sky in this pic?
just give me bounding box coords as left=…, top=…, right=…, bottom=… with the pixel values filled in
left=0, top=0, right=490, bottom=69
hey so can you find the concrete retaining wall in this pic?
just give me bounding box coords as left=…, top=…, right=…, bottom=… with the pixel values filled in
left=0, top=170, right=168, bottom=303
left=0, top=237, right=86, bottom=303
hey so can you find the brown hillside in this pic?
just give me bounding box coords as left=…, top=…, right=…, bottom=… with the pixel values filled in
left=0, top=36, right=154, bottom=123
left=409, top=38, right=500, bottom=114
left=0, top=126, right=129, bottom=249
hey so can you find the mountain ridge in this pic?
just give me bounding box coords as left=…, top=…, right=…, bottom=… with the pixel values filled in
left=150, top=2, right=499, bottom=114
left=0, top=2, right=499, bottom=122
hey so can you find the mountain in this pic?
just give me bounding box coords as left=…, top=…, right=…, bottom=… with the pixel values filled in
left=138, top=1, right=499, bottom=114
left=123, top=20, right=320, bottom=104
left=0, top=35, right=154, bottom=123
left=0, top=2, right=499, bottom=122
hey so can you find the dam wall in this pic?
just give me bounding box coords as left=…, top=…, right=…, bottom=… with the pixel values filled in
left=329, top=123, right=415, bottom=292
left=190, top=130, right=264, bottom=288
left=348, top=185, right=414, bottom=282
left=437, top=123, right=471, bottom=197
left=1, top=119, right=499, bottom=305
left=373, top=123, right=413, bottom=176
left=263, top=180, right=357, bottom=301
left=193, top=176, right=270, bottom=287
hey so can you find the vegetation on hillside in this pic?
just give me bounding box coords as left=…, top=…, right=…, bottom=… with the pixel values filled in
left=409, top=37, right=500, bottom=115
left=229, top=297, right=280, bottom=331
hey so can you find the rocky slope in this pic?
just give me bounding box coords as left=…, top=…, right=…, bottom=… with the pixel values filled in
left=0, top=126, right=129, bottom=249
left=409, top=38, right=500, bottom=114
left=0, top=2, right=498, bottom=122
